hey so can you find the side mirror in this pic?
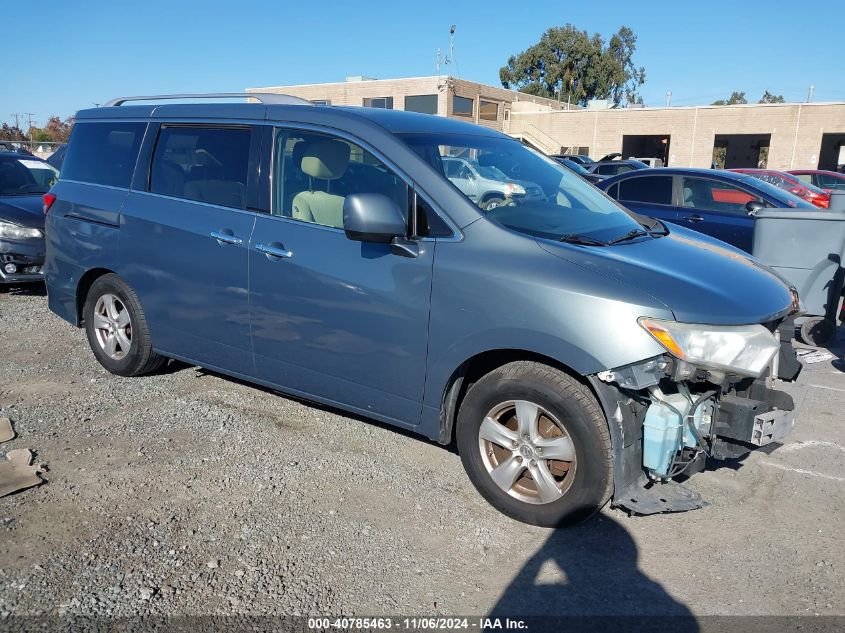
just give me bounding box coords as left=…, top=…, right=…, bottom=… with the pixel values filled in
left=343, top=192, right=407, bottom=244
left=746, top=200, right=765, bottom=216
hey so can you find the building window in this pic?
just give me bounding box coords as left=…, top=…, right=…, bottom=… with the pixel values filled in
left=452, top=95, right=474, bottom=117
left=310, top=99, right=331, bottom=105
left=479, top=100, right=498, bottom=121
left=363, top=97, right=394, bottom=109
left=404, top=94, right=438, bottom=115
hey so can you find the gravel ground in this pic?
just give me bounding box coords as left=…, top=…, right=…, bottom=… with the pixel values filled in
left=1, top=283, right=844, bottom=620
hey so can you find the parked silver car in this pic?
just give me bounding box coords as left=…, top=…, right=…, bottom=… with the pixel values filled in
left=442, top=156, right=545, bottom=210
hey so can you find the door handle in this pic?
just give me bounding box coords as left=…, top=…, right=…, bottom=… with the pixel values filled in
left=683, top=214, right=704, bottom=222
left=211, top=230, right=243, bottom=245
left=255, top=243, right=293, bottom=259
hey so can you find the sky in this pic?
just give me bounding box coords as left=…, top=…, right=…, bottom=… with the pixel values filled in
left=2, top=0, right=843, bottom=126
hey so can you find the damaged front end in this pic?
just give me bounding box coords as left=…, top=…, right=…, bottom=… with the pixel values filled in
left=589, top=317, right=801, bottom=516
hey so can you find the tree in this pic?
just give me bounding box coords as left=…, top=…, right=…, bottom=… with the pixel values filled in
left=712, top=91, right=747, bottom=106
left=0, top=122, right=26, bottom=141
left=759, top=91, right=785, bottom=104
left=45, top=116, right=74, bottom=142
left=499, top=24, right=646, bottom=107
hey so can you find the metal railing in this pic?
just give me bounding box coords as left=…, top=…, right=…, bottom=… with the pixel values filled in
left=0, top=139, right=63, bottom=158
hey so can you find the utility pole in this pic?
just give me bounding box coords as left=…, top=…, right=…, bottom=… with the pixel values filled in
left=23, top=113, right=35, bottom=142
left=665, top=91, right=672, bottom=107
left=806, top=85, right=814, bottom=103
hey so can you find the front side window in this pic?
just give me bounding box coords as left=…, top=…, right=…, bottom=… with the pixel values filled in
left=404, top=95, right=438, bottom=115
left=682, top=177, right=758, bottom=214
left=596, top=164, right=619, bottom=175
left=0, top=157, right=58, bottom=195
left=363, top=97, right=393, bottom=109
left=793, top=173, right=812, bottom=184
left=272, top=129, right=408, bottom=230
left=149, top=126, right=251, bottom=209
left=452, top=96, right=474, bottom=117
left=617, top=176, right=673, bottom=205
left=61, top=122, right=146, bottom=188
left=400, top=133, right=643, bottom=243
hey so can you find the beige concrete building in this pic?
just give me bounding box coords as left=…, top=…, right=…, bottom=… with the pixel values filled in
left=248, top=75, right=564, bottom=132
left=507, top=101, right=845, bottom=171
left=249, top=75, right=845, bottom=171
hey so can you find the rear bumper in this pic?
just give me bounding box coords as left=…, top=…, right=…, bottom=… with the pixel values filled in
left=0, top=238, right=45, bottom=284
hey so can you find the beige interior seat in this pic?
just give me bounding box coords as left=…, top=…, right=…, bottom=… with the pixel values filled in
left=292, top=139, right=351, bottom=228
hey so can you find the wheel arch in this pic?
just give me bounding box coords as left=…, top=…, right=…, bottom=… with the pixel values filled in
left=436, top=348, right=598, bottom=446
left=76, top=267, right=117, bottom=325
left=479, top=190, right=505, bottom=205
left=435, top=347, right=643, bottom=508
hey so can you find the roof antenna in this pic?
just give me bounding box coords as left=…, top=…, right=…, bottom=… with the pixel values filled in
left=444, top=25, right=458, bottom=78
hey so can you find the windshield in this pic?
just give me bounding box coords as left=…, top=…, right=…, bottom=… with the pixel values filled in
left=400, top=133, right=643, bottom=242
left=0, top=156, right=59, bottom=195
left=733, top=174, right=815, bottom=209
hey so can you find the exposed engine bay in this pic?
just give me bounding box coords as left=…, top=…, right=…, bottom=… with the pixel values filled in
left=590, top=317, right=801, bottom=515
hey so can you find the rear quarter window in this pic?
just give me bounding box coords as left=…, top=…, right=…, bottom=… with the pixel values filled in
left=61, top=122, right=147, bottom=188
left=617, top=176, right=673, bottom=205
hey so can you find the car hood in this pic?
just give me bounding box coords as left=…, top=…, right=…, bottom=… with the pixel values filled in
left=537, top=225, right=794, bottom=325
left=0, top=195, right=45, bottom=229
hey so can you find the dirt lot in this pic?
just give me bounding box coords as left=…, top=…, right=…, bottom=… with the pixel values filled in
left=1, top=283, right=844, bottom=621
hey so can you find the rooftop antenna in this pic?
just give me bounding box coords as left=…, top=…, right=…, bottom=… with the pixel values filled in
left=444, top=25, right=458, bottom=78
left=435, top=48, right=441, bottom=75
left=806, top=84, right=814, bottom=103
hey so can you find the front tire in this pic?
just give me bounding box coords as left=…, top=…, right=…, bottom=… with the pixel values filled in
left=481, top=196, right=505, bottom=212
left=83, top=274, right=166, bottom=377
left=456, top=361, right=612, bottom=527
left=799, top=316, right=836, bottom=347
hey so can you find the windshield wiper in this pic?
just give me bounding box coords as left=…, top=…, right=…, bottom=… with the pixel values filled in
left=608, top=224, right=669, bottom=245
left=559, top=234, right=607, bottom=246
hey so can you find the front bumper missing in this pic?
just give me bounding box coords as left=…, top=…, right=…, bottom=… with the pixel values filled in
left=711, top=382, right=796, bottom=459
left=594, top=375, right=797, bottom=516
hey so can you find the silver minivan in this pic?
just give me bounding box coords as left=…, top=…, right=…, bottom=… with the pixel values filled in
left=45, top=94, right=801, bottom=526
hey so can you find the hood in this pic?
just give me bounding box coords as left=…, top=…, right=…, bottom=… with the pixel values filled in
left=538, top=224, right=793, bottom=325
left=0, top=195, right=45, bottom=230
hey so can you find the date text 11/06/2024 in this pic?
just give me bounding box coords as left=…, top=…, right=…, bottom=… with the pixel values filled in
left=307, top=617, right=528, bottom=630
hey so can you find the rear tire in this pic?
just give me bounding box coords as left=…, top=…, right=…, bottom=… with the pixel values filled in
left=83, top=274, right=166, bottom=377
left=456, top=361, right=612, bottom=527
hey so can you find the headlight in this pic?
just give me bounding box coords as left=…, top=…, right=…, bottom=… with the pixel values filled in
left=639, top=317, right=779, bottom=377
left=504, top=182, right=526, bottom=196
left=0, top=221, right=42, bottom=240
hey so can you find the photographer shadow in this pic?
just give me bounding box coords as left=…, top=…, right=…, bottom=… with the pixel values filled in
left=489, top=513, right=698, bottom=633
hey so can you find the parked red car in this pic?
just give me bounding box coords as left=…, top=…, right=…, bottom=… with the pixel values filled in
left=787, top=169, right=845, bottom=192
left=729, top=168, right=830, bottom=208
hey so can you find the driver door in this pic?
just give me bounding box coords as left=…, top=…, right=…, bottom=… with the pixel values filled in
left=248, top=127, right=435, bottom=425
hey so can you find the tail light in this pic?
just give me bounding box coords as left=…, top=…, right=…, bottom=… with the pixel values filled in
left=42, top=193, right=56, bottom=214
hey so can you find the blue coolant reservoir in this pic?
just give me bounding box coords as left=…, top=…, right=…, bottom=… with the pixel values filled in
left=642, top=392, right=711, bottom=478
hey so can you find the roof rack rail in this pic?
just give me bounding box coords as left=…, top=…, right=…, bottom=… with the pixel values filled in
left=103, top=93, right=313, bottom=107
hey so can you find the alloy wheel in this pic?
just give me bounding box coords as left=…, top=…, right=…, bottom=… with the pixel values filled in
left=92, top=293, right=132, bottom=360
left=478, top=400, right=577, bottom=504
